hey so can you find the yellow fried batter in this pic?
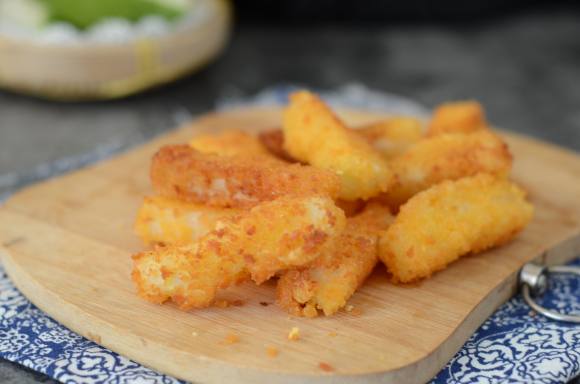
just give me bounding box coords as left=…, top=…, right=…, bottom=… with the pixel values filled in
left=356, top=117, right=424, bottom=159
left=277, top=203, right=393, bottom=317
left=150, top=145, right=340, bottom=208
left=134, top=196, right=242, bottom=246
left=132, top=196, right=346, bottom=309
left=283, top=91, right=394, bottom=200
left=381, top=131, right=512, bottom=208
left=379, top=174, right=533, bottom=283
left=427, top=101, right=487, bottom=136
left=190, top=130, right=274, bottom=158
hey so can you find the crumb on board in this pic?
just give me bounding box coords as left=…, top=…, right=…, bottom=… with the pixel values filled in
left=191, top=331, right=198, bottom=337
left=319, top=362, right=334, bottom=372
left=222, top=333, right=240, bottom=344
left=260, top=302, right=270, bottom=307
left=266, top=346, right=279, bottom=358
left=327, top=331, right=337, bottom=337
left=231, top=299, right=244, bottom=307
left=350, top=307, right=362, bottom=316
left=288, top=327, right=300, bottom=341
left=214, top=299, right=230, bottom=308
left=345, top=304, right=354, bottom=312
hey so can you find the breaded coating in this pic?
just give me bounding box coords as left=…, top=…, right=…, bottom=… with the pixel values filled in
left=283, top=91, right=394, bottom=201
left=132, top=196, right=346, bottom=309
left=356, top=117, right=424, bottom=159
left=379, top=174, right=534, bottom=283
left=381, top=131, right=513, bottom=208
left=258, top=129, right=297, bottom=162
left=190, top=130, right=274, bottom=158
left=134, top=196, right=242, bottom=246
left=277, top=203, right=393, bottom=317
left=150, top=145, right=341, bottom=208
left=427, top=101, right=487, bottom=136
left=260, top=117, right=423, bottom=162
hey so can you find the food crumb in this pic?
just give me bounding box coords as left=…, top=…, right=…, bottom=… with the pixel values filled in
left=303, top=305, right=318, bottom=318
left=266, top=346, right=279, bottom=358
left=231, top=299, right=244, bottom=307
left=350, top=308, right=362, bottom=316
left=345, top=304, right=354, bottom=312
left=215, top=299, right=230, bottom=308
left=191, top=331, right=198, bottom=337
left=319, top=362, right=334, bottom=372
left=327, top=331, right=337, bottom=337
left=223, top=333, right=239, bottom=344
left=288, top=327, right=300, bottom=341
left=260, top=302, right=270, bottom=307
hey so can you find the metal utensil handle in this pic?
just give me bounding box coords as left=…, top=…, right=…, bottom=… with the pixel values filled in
left=519, top=263, right=580, bottom=323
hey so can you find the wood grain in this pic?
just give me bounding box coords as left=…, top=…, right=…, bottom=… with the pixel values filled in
left=0, top=108, right=579, bottom=384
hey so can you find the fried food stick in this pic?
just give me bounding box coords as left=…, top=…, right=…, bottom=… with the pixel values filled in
left=381, top=130, right=512, bottom=208
left=277, top=203, right=393, bottom=317
left=356, top=117, right=424, bottom=159
left=283, top=91, right=394, bottom=201
left=427, top=101, right=487, bottom=136
left=150, top=145, right=340, bottom=208
left=134, top=196, right=242, bottom=246
left=190, top=130, right=275, bottom=158
left=379, top=174, right=534, bottom=283
left=261, top=116, right=424, bottom=162
left=132, top=196, right=346, bottom=309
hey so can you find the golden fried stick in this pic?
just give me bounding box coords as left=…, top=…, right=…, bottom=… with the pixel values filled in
left=190, top=130, right=274, bottom=158
left=150, top=145, right=340, bottom=208
left=132, top=196, right=346, bottom=309
left=277, top=203, right=393, bottom=317
left=134, top=196, right=242, bottom=246
left=356, top=117, right=424, bottom=159
left=379, top=174, right=533, bottom=283
left=427, top=101, right=487, bottom=136
left=283, top=91, right=394, bottom=201
left=260, top=118, right=423, bottom=163
left=381, top=131, right=512, bottom=208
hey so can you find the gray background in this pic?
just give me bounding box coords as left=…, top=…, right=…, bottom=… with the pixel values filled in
left=0, top=10, right=579, bottom=383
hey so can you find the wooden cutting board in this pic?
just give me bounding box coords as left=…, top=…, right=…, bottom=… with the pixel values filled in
left=1, top=108, right=579, bottom=384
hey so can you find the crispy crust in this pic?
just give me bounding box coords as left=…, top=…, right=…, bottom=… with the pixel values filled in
left=150, top=145, right=341, bottom=208
left=277, top=203, right=393, bottom=317
left=379, top=174, right=534, bottom=283
left=134, top=196, right=242, bottom=246
left=283, top=91, right=394, bottom=200
left=427, top=101, right=487, bottom=136
left=190, top=129, right=274, bottom=158
left=356, top=117, right=424, bottom=159
left=132, top=196, right=346, bottom=309
left=380, top=131, right=513, bottom=208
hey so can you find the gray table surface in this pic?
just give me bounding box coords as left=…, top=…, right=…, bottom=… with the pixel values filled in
left=1, top=10, right=579, bottom=384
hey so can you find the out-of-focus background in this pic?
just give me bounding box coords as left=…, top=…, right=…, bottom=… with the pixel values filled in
left=0, top=1, right=579, bottom=380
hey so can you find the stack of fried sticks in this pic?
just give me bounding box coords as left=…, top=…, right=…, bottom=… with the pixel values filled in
left=132, top=91, right=533, bottom=317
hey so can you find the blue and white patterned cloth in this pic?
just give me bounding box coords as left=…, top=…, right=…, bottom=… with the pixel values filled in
left=0, top=85, right=579, bottom=383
